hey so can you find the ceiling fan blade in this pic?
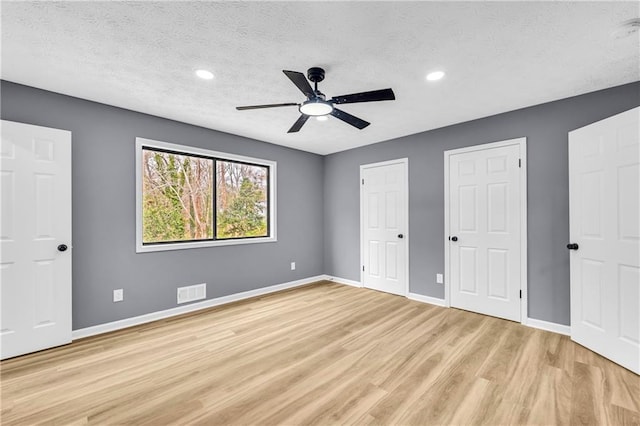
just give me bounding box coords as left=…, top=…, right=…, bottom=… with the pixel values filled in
left=236, top=103, right=298, bottom=110
left=331, top=88, right=395, bottom=105
left=287, top=114, right=310, bottom=133
left=330, top=108, right=370, bottom=129
left=283, top=70, right=315, bottom=98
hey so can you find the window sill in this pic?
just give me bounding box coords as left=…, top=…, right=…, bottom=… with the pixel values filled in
left=136, top=236, right=277, bottom=253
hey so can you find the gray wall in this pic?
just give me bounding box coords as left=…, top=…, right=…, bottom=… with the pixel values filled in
left=324, top=81, right=639, bottom=326
left=3, top=80, right=638, bottom=330
left=1, top=81, right=325, bottom=330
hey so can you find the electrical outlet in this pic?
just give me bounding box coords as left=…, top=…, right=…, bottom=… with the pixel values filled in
left=436, top=273, right=444, bottom=284
left=113, top=289, right=124, bottom=302
left=290, top=262, right=296, bottom=271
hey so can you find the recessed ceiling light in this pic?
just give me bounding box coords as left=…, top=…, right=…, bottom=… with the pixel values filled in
left=195, top=69, right=214, bottom=80
left=316, top=115, right=329, bottom=121
left=426, top=71, right=445, bottom=81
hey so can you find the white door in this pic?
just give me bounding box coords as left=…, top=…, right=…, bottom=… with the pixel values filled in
left=569, top=107, right=639, bottom=374
left=1, top=120, right=72, bottom=360
left=446, top=138, right=526, bottom=322
left=361, top=159, right=408, bottom=296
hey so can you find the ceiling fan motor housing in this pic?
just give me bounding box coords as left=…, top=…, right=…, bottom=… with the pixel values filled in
left=307, top=67, right=325, bottom=83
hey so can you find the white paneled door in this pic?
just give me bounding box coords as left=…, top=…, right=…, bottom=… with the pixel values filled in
left=1, top=120, right=72, bottom=360
left=446, top=139, right=526, bottom=322
left=569, top=107, right=639, bottom=374
left=361, top=159, right=408, bottom=296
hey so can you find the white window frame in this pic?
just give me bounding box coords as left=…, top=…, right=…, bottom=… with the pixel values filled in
left=135, top=137, right=277, bottom=253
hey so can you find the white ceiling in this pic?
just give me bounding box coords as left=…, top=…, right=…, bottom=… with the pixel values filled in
left=1, top=1, right=638, bottom=155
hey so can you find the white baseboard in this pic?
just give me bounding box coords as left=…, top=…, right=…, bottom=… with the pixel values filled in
left=407, top=292, right=446, bottom=307
left=72, top=275, right=572, bottom=341
left=525, top=317, right=571, bottom=336
left=72, top=275, right=327, bottom=340
left=324, top=275, right=362, bottom=287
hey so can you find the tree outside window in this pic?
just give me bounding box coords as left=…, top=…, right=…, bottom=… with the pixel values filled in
left=216, top=161, right=268, bottom=239
left=141, top=148, right=269, bottom=245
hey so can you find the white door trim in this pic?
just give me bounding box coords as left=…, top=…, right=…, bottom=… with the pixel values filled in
left=444, top=138, right=528, bottom=324
left=360, top=158, right=410, bottom=296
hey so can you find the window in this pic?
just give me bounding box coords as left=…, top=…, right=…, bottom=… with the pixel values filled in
left=136, top=138, right=276, bottom=252
left=215, top=160, right=269, bottom=239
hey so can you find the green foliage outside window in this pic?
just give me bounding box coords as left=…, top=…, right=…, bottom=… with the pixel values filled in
left=216, top=160, right=268, bottom=239
left=142, top=148, right=268, bottom=244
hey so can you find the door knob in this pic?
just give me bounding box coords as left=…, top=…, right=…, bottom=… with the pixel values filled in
left=398, top=234, right=404, bottom=239
left=567, top=243, right=579, bottom=250
left=450, top=236, right=458, bottom=242
left=57, top=244, right=68, bottom=252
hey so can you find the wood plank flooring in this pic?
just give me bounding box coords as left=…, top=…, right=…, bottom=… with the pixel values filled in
left=1, top=281, right=638, bottom=425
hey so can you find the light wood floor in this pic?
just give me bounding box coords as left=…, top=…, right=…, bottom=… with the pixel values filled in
left=1, top=281, right=638, bottom=425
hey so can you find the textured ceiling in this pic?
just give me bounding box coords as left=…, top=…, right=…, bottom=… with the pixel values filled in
left=1, top=1, right=638, bottom=155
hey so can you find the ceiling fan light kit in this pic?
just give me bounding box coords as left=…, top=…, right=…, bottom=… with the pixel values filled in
left=236, top=67, right=395, bottom=133
left=299, top=98, right=333, bottom=116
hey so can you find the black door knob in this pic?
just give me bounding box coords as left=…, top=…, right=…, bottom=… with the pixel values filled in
left=451, top=236, right=458, bottom=242
left=567, top=243, right=579, bottom=250
left=57, top=244, right=68, bottom=252
left=398, top=234, right=404, bottom=239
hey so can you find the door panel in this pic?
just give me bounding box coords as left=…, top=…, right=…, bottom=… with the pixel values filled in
left=1, top=120, right=72, bottom=360
left=362, top=160, right=408, bottom=296
left=488, top=183, right=507, bottom=232
left=569, top=106, right=639, bottom=374
left=618, top=265, right=639, bottom=345
left=385, top=242, right=398, bottom=279
left=459, top=247, right=478, bottom=294
left=487, top=248, right=508, bottom=299
left=448, top=141, right=523, bottom=322
left=618, top=164, right=639, bottom=239
left=458, top=186, right=477, bottom=231
left=580, top=259, right=604, bottom=329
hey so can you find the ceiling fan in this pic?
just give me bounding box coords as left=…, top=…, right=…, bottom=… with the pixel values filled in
left=236, top=67, right=395, bottom=133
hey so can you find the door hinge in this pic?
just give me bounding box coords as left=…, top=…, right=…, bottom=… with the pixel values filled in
left=518, top=158, right=521, bottom=168
left=520, top=290, right=522, bottom=299
left=362, top=265, right=365, bottom=272
left=362, top=178, right=364, bottom=185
